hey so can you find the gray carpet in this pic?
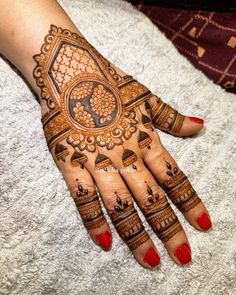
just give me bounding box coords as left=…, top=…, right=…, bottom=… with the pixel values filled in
left=0, top=0, right=236, bottom=294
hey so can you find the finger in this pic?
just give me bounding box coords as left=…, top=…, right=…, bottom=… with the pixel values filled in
left=117, top=153, right=192, bottom=265
left=141, top=134, right=212, bottom=232
left=88, top=151, right=161, bottom=269
left=51, top=141, right=112, bottom=251
left=146, top=95, right=204, bottom=137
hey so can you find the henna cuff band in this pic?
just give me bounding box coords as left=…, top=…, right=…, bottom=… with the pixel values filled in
left=111, top=203, right=150, bottom=250
left=152, top=102, right=184, bottom=133
left=163, top=171, right=202, bottom=213
left=74, top=191, right=106, bottom=230
left=144, top=197, right=183, bottom=242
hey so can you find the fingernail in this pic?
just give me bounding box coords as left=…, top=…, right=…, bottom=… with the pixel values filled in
left=174, top=244, right=191, bottom=265
left=197, top=213, right=212, bottom=230
left=143, top=247, right=160, bottom=268
left=189, top=116, right=204, bottom=124
left=96, top=231, right=112, bottom=250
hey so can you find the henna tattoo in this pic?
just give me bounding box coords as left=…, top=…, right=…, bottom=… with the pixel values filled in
left=95, top=154, right=112, bottom=170
left=110, top=192, right=149, bottom=250
left=138, top=131, right=152, bottom=149
left=142, top=182, right=183, bottom=242
left=55, top=142, right=69, bottom=161
left=71, top=151, right=88, bottom=168
left=122, top=149, right=138, bottom=168
left=162, top=162, right=201, bottom=212
left=151, top=96, right=184, bottom=133
left=73, top=184, right=106, bottom=230
left=34, top=25, right=153, bottom=155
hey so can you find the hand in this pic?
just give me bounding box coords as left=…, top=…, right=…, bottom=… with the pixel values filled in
left=33, top=25, right=212, bottom=269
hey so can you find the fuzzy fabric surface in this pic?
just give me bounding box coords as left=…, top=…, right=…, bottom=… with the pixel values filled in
left=0, top=0, right=235, bottom=294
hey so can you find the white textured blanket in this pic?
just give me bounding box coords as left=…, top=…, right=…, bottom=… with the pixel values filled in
left=0, top=0, right=236, bottom=294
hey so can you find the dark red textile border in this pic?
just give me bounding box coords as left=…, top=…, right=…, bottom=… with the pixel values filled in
left=136, top=5, right=236, bottom=93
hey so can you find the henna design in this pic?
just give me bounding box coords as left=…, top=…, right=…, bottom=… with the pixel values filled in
left=110, top=192, right=149, bottom=250
left=137, top=131, right=152, bottom=149
left=73, top=184, right=106, bottom=230
left=141, top=182, right=183, bottom=242
left=151, top=97, right=184, bottom=133
left=34, top=25, right=153, bottom=156
left=95, top=153, right=112, bottom=170
left=55, top=142, right=69, bottom=161
left=71, top=151, right=88, bottom=168
left=122, top=149, right=138, bottom=168
left=162, top=163, right=201, bottom=212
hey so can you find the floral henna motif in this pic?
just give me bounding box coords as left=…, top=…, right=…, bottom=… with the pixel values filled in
left=34, top=25, right=152, bottom=154
left=162, top=162, right=201, bottom=212
left=73, top=184, right=106, bottom=230
left=142, top=183, right=183, bottom=242
left=149, top=96, right=184, bottom=134
left=33, top=25, right=155, bottom=250
left=110, top=192, right=150, bottom=250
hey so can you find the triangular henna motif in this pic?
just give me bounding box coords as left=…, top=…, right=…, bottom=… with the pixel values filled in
left=122, top=149, right=138, bottom=167
left=55, top=143, right=69, bottom=161
left=137, top=131, right=152, bottom=149
left=71, top=151, right=88, bottom=167
left=141, top=114, right=152, bottom=130
left=95, top=153, right=112, bottom=170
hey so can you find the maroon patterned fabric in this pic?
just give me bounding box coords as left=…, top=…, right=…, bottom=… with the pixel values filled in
left=136, top=6, right=236, bottom=93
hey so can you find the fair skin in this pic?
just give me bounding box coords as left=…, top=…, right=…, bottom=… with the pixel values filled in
left=0, top=0, right=212, bottom=269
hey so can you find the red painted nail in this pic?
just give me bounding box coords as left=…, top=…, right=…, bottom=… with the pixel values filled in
left=174, top=244, right=192, bottom=265
left=143, top=247, right=160, bottom=268
left=96, top=231, right=111, bottom=250
left=189, top=116, right=204, bottom=124
left=197, top=213, right=212, bottom=230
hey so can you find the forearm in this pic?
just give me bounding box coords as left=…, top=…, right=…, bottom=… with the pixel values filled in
left=0, top=0, right=82, bottom=94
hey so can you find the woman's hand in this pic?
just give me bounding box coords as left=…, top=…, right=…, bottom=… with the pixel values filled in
left=33, top=25, right=212, bottom=269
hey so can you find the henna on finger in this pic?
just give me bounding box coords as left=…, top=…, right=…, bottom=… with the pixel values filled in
left=162, top=161, right=201, bottom=212
left=148, top=96, right=185, bottom=134
left=109, top=192, right=150, bottom=251
left=141, top=182, right=183, bottom=242
left=73, top=182, right=106, bottom=230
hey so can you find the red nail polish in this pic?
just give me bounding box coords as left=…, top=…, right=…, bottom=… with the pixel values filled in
left=96, top=231, right=111, bottom=250
left=143, top=247, right=160, bottom=268
left=189, top=116, right=204, bottom=124
left=197, top=213, right=212, bottom=230
left=174, top=244, right=191, bottom=265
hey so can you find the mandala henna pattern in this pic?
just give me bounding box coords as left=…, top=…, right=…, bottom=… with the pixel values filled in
left=150, top=96, right=185, bottom=134
left=142, top=182, right=183, bottom=242
left=110, top=192, right=150, bottom=250
left=34, top=25, right=152, bottom=153
left=162, top=162, right=201, bottom=212
left=33, top=25, right=154, bottom=249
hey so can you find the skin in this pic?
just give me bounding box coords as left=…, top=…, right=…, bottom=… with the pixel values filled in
left=0, top=0, right=212, bottom=269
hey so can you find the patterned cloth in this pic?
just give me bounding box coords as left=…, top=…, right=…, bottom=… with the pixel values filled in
left=135, top=5, right=236, bottom=93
